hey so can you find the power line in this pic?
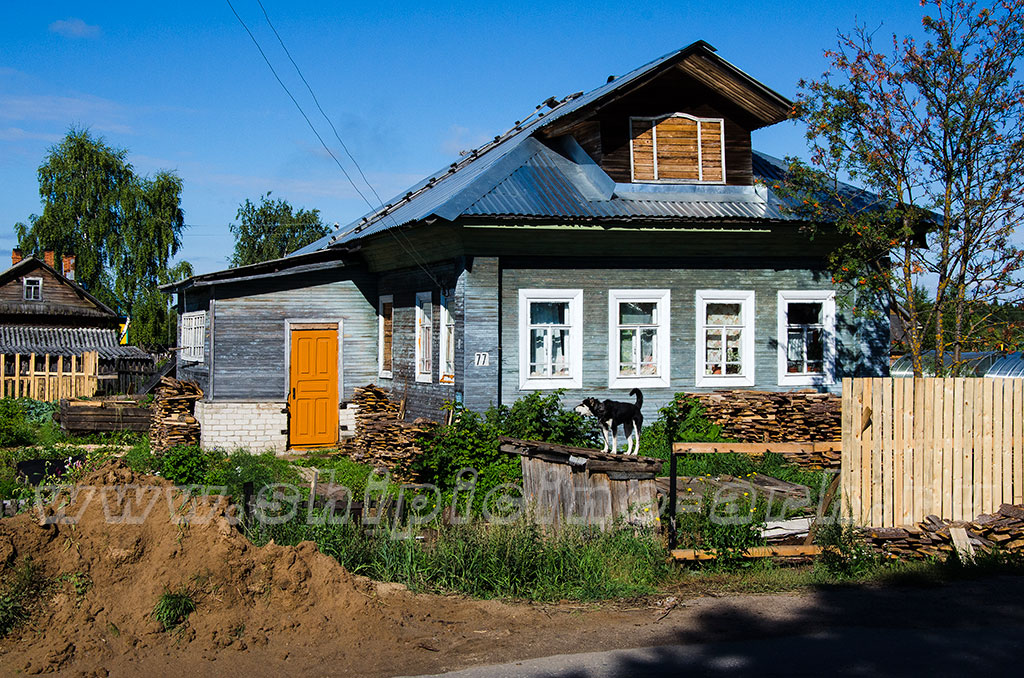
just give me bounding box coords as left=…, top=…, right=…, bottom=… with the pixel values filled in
left=226, top=0, right=444, bottom=289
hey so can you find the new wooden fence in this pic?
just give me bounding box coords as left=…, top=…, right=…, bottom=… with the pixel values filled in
left=0, top=351, right=99, bottom=400
left=842, top=377, right=1024, bottom=527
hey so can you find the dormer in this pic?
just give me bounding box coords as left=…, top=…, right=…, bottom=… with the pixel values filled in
left=538, top=41, right=791, bottom=187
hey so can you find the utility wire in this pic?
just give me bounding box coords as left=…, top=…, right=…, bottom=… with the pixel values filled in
left=226, top=0, right=443, bottom=289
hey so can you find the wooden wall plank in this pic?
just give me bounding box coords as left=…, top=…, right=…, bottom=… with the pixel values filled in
left=841, top=377, right=855, bottom=519
left=861, top=378, right=874, bottom=526
left=912, top=378, right=926, bottom=524
left=871, top=377, right=884, bottom=526
left=1015, top=379, right=1024, bottom=504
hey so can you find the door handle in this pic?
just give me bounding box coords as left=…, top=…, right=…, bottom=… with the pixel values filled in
left=291, top=387, right=296, bottom=399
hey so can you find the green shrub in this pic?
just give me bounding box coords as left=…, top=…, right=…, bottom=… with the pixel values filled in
left=151, top=586, right=196, bottom=631
left=291, top=454, right=380, bottom=498
left=0, top=557, right=49, bottom=636
left=205, top=450, right=299, bottom=500
left=675, top=492, right=766, bottom=570
left=814, top=517, right=877, bottom=577
left=414, top=390, right=599, bottom=504
left=159, top=445, right=212, bottom=485
left=0, top=400, right=35, bottom=448
left=638, top=393, right=728, bottom=463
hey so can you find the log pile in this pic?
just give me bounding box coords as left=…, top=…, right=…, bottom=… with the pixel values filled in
left=149, top=377, right=203, bottom=453
left=341, top=384, right=435, bottom=482
left=693, top=390, right=841, bottom=443
left=860, top=504, right=1024, bottom=559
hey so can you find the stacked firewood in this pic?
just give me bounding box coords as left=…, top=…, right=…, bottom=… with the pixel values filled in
left=149, top=377, right=203, bottom=453
left=694, top=390, right=841, bottom=442
left=860, top=504, right=1024, bottom=559
left=341, top=384, right=435, bottom=481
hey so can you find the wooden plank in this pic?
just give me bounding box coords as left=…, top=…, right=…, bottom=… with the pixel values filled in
left=671, top=545, right=824, bottom=561
left=929, top=377, right=944, bottom=519
left=673, top=442, right=836, bottom=455
left=982, top=377, right=995, bottom=513
left=949, top=526, right=975, bottom=562
left=870, top=377, right=884, bottom=526
left=953, top=378, right=966, bottom=521
left=841, top=377, right=855, bottom=521
left=993, top=378, right=1005, bottom=509
left=894, top=378, right=906, bottom=526
left=881, top=377, right=894, bottom=527
left=863, top=378, right=876, bottom=526
left=912, top=377, right=926, bottom=525
left=999, top=379, right=1012, bottom=508
left=975, top=377, right=988, bottom=516
left=1015, top=379, right=1024, bottom=505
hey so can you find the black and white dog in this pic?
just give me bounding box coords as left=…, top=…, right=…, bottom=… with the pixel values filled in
left=575, top=389, right=644, bottom=455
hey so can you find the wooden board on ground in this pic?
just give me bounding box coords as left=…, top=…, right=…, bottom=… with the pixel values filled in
left=671, top=545, right=823, bottom=561
left=672, top=441, right=841, bottom=470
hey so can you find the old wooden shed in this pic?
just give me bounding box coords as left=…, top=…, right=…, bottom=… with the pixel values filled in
left=500, top=437, right=663, bottom=529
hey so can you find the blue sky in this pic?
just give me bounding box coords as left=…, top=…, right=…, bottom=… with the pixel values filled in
left=1, top=1, right=928, bottom=275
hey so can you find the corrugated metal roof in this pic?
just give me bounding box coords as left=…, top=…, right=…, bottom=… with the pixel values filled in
left=0, top=326, right=150, bottom=359
left=889, top=351, right=1011, bottom=378
left=292, top=41, right=796, bottom=255
left=987, top=352, right=1024, bottom=378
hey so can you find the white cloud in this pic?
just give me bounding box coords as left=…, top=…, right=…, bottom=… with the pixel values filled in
left=0, top=127, right=62, bottom=143
left=49, top=18, right=101, bottom=39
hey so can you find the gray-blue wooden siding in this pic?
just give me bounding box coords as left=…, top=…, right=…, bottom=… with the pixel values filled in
left=208, top=270, right=378, bottom=401
left=497, top=261, right=888, bottom=422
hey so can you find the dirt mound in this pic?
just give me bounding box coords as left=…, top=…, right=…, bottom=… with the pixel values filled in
left=0, top=461, right=534, bottom=676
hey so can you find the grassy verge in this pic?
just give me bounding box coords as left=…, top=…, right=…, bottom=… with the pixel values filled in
left=0, top=558, right=49, bottom=637
left=249, top=515, right=668, bottom=601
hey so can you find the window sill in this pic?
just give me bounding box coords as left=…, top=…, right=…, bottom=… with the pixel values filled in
left=378, top=371, right=393, bottom=380
left=778, top=373, right=834, bottom=387
left=415, top=372, right=432, bottom=384
left=609, top=374, right=669, bottom=389
left=695, top=373, right=755, bottom=388
left=519, top=375, right=581, bottom=390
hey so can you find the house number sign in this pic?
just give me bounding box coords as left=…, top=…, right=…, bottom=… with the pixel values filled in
left=474, top=352, right=490, bottom=366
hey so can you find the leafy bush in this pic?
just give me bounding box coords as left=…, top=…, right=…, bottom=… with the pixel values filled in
left=675, top=492, right=766, bottom=570
left=0, top=400, right=35, bottom=448
left=814, top=517, right=877, bottom=577
left=414, top=390, right=599, bottom=502
left=159, top=445, right=212, bottom=485
left=638, top=393, right=728, bottom=463
left=292, top=454, right=381, bottom=498
left=205, top=450, right=299, bottom=500
left=251, top=516, right=667, bottom=601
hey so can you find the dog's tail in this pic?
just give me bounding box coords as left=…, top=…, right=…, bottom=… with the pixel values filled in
left=629, top=388, right=643, bottom=409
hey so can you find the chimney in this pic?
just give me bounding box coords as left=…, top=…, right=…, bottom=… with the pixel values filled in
left=43, top=250, right=55, bottom=267
left=62, top=254, right=76, bottom=281
left=11, top=249, right=22, bottom=266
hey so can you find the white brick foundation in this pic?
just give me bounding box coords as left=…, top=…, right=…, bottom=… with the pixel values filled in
left=196, top=401, right=289, bottom=454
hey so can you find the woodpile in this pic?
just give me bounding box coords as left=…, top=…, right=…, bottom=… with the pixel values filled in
left=693, top=390, right=841, bottom=443
left=861, top=504, right=1024, bottom=559
left=149, top=377, right=203, bottom=453
left=340, top=384, right=435, bottom=482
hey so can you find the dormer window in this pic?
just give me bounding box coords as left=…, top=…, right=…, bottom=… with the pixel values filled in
left=23, top=277, right=42, bottom=301
left=629, top=113, right=725, bottom=184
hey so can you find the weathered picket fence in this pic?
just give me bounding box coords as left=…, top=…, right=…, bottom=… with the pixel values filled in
left=0, top=351, right=99, bottom=400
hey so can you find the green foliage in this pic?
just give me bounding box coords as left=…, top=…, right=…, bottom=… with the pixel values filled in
left=814, top=517, right=878, bottom=578
left=204, top=450, right=299, bottom=500
left=0, top=558, right=49, bottom=637
left=151, top=586, right=196, bottom=631
left=14, top=127, right=191, bottom=348
left=291, top=454, right=380, bottom=498
left=675, top=492, right=767, bottom=570
left=229, top=192, right=330, bottom=266
left=0, top=400, right=35, bottom=448
left=782, top=1, right=1024, bottom=374
left=252, top=517, right=667, bottom=601
left=638, top=393, right=728, bottom=464
left=414, top=390, right=599, bottom=503
left=159, top=445, right=211, bottom=485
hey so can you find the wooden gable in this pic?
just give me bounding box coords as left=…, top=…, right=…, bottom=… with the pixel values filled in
left=540, top=54, right=790, bottom=187
left=0, top=258, right=117, bottom=326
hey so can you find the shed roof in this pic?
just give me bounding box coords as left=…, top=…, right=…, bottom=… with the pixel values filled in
left=0, top=326, right=150, bottom=359
left=293, top=41, right=798, bottom=255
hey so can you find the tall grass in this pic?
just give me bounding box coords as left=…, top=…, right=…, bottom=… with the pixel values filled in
left=250, top=516, right=668, bottom=601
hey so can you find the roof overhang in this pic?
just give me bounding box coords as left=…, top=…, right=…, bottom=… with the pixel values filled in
left=160, top=246, right=359, bottom=294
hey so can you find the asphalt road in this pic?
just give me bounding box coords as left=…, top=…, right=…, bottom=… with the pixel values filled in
left=412, top=624, right=1024, bottom=677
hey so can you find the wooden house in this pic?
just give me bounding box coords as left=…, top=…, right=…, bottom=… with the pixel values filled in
left=0, top=250, right=153, bottom=396
left=163, top=41, right=889, bottom=453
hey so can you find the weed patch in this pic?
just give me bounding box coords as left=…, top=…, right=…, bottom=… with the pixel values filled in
left=0, top=558, right=49, bottom=636
left=152, top=586, right=197, bottom=631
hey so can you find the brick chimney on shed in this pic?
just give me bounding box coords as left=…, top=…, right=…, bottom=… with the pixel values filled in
left=43, top=250, right=55, bottom=268
left=11, top=249, right=22, bottom=266
left=62, top=254, right=75, bottom=280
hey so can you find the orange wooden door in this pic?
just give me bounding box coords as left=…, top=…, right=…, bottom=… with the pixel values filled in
left=289, top=329, right=338, bottom=448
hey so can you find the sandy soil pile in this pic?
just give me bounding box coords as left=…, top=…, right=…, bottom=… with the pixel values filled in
left=0, top=461, right=551, bottom=676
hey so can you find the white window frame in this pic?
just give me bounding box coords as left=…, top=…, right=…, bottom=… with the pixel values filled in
left=628, top=113, right=727, bottom=184
left=414, top=291, right=432, bottom=383
left=23, top=277, right=42, bottom=301
left=377, top=294, right=393, bottom=379
left=518, top=289, right=583, bottom=390
left=695, top=290, right=755, bottom=387
left=607, top=289, right=671, bottom=389
left=439, top=290, right=455, bottom=385
left=777, top=290, right=836, bottom=386
left=180, top=311, right=207, bottom=363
